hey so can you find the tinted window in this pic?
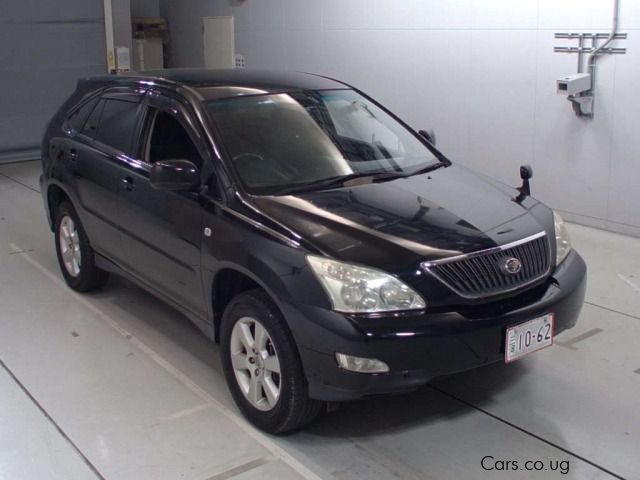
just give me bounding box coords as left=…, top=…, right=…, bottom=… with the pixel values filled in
left=81, top=99, right=105, bottom=138
left=67, top=97, right=99, bottom=133
left=206, top=89, right=440, bottom=195
left=147, top=111, right=202, bottom=168
left=94, top=98, right=140, bottom=154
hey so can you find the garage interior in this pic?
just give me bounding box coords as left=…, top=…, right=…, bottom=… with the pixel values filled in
left=1, top=1, right=639, bottom=479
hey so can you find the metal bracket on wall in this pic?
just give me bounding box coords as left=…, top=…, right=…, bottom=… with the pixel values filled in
left=554, top=33, right=627, bottom=68
left=553, top=32, right=627, bottom=117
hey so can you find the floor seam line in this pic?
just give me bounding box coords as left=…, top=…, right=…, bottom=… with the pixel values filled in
left=428, top=385, right=627, bottom=480
left=584, top=300, right=640, bottom=321
left=557, top=327, right=604, bottom=347
left=0, top=171, right=40, bottom=194
left=0, top=358, right=107, bottom=480
left=0, top=158, right=39, bottom=166
left=203, top=456, right=273, bottom=480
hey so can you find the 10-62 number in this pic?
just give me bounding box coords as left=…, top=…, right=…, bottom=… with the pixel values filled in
left=517, top=322, right=552, bottom=349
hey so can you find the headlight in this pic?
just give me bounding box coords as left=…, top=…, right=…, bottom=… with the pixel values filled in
left=553, top=211, right=572, bottom=265
left=306, top=255, right=426, bottom=313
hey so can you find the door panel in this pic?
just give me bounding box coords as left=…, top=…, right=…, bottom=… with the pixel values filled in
left=64, top=98, right=118, bottom=260
left=119, top=170, right=205, bottom=315
left=72, top=141, right=126, bottom=261
left=48, top=133, right=120, bottom=260
left=118, top=102, right=206, bottom=317
left=70, top=93, right=142, bottom=263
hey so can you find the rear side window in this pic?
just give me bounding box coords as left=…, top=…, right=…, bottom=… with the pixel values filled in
left=82, top=99, right=105, bottom=138
left=67, top=97, right=99, bottom=134
left=94, top=98, right=140, bottom=155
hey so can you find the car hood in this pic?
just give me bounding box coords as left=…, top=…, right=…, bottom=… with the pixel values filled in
left=249, top=164, right=551, bottom=271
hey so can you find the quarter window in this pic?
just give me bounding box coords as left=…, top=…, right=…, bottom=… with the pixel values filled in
left=81, top=99, right=105, bottom=138
left=67, top=97, right=99, bottom=134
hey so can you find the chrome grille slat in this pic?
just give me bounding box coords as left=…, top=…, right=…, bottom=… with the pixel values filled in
left=528, top=241, right=540, bottom=275
left=535, top=239, right=545, bottom=273
left=437, top=267, right=460, bottom=289
left=458, top=260, right=482, bottom=291
left=479, top=254, right=500, bottom=289
left=530, top=241, right=541, bottom=274
left=522, top=242, right=533, bottom=274
left=422, top=233, right=551, bottom=299
left=450, top=262, right=474, bottom=292
left=470, top=257, right=491, bottom=290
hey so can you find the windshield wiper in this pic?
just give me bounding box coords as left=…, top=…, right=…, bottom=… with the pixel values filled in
left=275, top=172, right=386, bottom=195
left=275, top=162, right=449, bottom=195
left=362, top=161, right=449, bottom=183
left=405, top=160, right=449, bottom=177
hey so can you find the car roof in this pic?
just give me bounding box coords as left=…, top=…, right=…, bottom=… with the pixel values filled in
left=81, top=69, right=351, bottom=101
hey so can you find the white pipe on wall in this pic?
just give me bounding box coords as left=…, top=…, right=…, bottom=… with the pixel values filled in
left=570, top=0, right=621, bottom=117
left=588, top=0, right=620, bottom=74
left=103, top=0, right=115, bottom=72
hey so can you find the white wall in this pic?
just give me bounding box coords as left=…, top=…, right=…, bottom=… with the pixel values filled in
left=0, top=0, right=105, bottom=160
left=160, top=0, right=640, bottom=237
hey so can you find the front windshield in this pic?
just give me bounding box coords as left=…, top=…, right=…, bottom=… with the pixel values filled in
left=206, top=89, right=441, bottom=195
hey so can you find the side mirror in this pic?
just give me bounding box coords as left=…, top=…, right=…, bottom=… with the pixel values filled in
left=150, top=159, right=200, bottom=191
left=520, top=164, right=533, bottom=181
left=418, top=129, right=437, bottom=146
left=516, top=164, right=533, bottom=199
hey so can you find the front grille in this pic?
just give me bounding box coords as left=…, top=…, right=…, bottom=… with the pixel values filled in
left=422, top=232, right=551, bottom=299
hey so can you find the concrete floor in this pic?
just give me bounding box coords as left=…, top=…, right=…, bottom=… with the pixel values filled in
left=1, top=159, right=639, bottom=480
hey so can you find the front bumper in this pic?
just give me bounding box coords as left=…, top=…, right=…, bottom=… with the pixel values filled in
left=283, top=250, right=587, bottom=401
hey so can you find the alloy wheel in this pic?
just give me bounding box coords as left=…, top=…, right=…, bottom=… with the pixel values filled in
left=230, top=316, right=282, bottom=411
left=59, top=215, right=82, bottom=277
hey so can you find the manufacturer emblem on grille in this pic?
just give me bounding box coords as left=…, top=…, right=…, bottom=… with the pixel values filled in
left=500, top=257, right=522, bottom=275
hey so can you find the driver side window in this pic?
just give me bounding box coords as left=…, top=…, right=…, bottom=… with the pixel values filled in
left=146, top=110, right=202, bottom=169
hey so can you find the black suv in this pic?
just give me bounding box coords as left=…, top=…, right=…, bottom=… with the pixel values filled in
left=40, top=69, right=586, bottom=433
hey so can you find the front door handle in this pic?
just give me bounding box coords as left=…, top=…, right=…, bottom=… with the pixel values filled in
left=120, top=176, right=135, bottom=191
left=68, top=148, right=78, bottom=160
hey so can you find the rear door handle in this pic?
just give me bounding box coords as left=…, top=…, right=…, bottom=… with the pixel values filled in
left=68, top=148, right=78, bottom=160
left=120, top=176, right=135, bottom=191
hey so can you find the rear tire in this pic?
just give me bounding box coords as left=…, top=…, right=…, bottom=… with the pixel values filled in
left=220, top=289, right=323, bottom=434
left=54, top=201, right=109, bottom=292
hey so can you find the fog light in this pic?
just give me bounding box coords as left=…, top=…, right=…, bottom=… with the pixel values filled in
left=335, top=353, right=389, bottom=373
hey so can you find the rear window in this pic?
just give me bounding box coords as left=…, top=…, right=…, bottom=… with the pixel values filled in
left=93, top=98, right=140, bottom=155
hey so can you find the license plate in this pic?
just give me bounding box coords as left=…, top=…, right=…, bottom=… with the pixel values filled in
left=505, top=313, right=554, bottom=363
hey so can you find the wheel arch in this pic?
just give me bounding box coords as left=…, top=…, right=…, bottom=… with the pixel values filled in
left=46, top=183, right=72, bottom=231
left=210, top=264, right=288, bottom=343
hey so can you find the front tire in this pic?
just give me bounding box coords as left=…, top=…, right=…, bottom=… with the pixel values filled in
left=220, top=289, right=323, bottom=434
left=54, top=201, right=109, bottom=292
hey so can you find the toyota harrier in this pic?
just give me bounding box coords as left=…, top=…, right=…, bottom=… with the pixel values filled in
left=40, top=69, right=586, bottom=433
